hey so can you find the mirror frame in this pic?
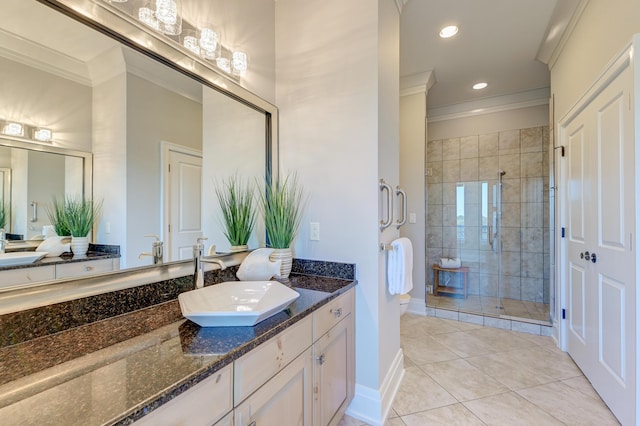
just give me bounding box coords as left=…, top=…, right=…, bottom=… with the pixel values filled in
left=0, top=134, right=93, bottom=236
left=37, top=0, right=279, bottom=178
left=0, top=0, right=279, bottom=305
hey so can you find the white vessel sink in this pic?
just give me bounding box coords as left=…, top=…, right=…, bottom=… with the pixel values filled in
left=178, top=281, right=300, bottom=327
left=0, top=251, right=47, bottom=267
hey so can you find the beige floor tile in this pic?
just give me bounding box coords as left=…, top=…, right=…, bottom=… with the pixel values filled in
left=463, top=392, right=565, bottom=425
left=401, top=404, right=485, bottom=426
left=431, top=330, right=498, bottom=357
left=561, top=376, right=602, bottom=400
left=515, top=331, right=557, bottom=348
left=401, top=335, right=460, bottom=365
left=466, top=327, right=537, bottom=352
left=403, top=354, right=416, bottom=368
left=517, top=381, right=620, bottom=425
left=466, top=351, right=561, bottom=390
left=392, top=366, right=457, bottom=416
left=421, top=358, right=509, bottom=401
left=401, top=315, right=459, bottom=336
left=384, top=418, right=405, bottom=426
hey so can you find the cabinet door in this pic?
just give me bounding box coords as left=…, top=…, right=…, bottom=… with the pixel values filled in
left=235, top=348, right=312, bottom=426
left=313, top=315, right=353, bottom=426
left=134, top=364, right=233, bottom=426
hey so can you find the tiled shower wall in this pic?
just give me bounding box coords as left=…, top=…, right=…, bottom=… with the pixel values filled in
left=426, top=126, right=550, bottom=303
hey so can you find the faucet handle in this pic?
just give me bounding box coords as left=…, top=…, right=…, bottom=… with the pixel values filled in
left=196, top=236, right=208, bottom=246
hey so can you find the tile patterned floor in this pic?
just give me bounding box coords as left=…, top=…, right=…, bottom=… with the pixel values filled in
left=427, top=294, right=550, bottom=322
left=339, top=314, right=619, bottom=426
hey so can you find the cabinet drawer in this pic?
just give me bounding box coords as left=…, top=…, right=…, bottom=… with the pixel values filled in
left=234, top=315, right=312, bottom=404
left=55, top=259, right=115, bottom=279
left=313, top=289, right=354, bottom=340
left=0, top=266, right=55, bottom=288
left=134, top=364, right=233, bottom=426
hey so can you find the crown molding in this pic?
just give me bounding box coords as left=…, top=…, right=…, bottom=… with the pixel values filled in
left=427, top=88, right=550, bottom=122
left=537, top=0, right=589, bottom=68
left=400, top=70, right=435, bottom=96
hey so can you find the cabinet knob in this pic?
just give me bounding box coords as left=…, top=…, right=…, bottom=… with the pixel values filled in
left=332, top=308, right=342, bottom=318
left=317, top=354, right=326, bottom=365
left=85, top=266, right=94, bottom=271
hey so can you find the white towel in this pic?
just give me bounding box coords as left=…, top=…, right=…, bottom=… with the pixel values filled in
left=387, top=237, right=414, bottom=295
left=439, top=257, right=461, bottom=269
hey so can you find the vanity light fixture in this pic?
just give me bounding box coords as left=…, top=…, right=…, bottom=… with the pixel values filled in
left=182, top=30, right=200, bottom=55
left=34, top=128, right=53, bottom=142
left=199, top=27, right=219, bottom=59
left=439, top=25, right=459, bottom=38
left=473, top=82, right=488, bottom=90
left=2, top=121, right=24, bottom=137
left=155, top=0, right=182, bottom=36
left=232, top=51, right=248, bottom=76
left=216, top=51, right=231, bottom=74
left=0, top=119, right=53, bottom=143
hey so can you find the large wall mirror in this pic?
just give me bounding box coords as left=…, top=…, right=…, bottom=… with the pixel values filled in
left=0, top=0, right=277, bottom=288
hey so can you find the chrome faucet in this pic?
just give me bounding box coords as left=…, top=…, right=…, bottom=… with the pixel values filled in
left=0, top=228, right=5, bottom=254
left=139, top=234, right=163, bottom=264
left=194, top=237, right=207, bottom=289
left=193, top=237, right=227, bottom=289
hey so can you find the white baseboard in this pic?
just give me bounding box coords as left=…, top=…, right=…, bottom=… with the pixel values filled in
left=346, top=348, right=405, bottom=426
left=406, top=297, right=427, bottom=316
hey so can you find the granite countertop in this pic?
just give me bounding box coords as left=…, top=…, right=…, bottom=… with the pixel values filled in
left=0, top=243, right=121, bottom=272
left=0, top=273, right=355, bottom=425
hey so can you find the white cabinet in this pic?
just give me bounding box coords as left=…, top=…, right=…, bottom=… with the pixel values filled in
left=313, top=290, right=355, bottom=426
left=234, top=348, right=313, bottom=426
left=55, top=258, right=118, bottom=279
left=0, top=266, right=55, bottom=288
left=234, top=316, right=313, bottom=403
left=134, top=364, right=233, bottom=426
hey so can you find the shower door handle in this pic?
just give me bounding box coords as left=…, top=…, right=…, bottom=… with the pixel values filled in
left=395, top=187, right=407, bottom=229
left=379, top=179, right=393, bottom=231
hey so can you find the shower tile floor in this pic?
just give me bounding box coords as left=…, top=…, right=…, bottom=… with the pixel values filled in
left=339, top=314, right=619, bottom=425
left=427, top=294, right=550, bottom=322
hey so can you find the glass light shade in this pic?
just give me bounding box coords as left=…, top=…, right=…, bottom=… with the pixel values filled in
left=34, top=128, right=53, bottom=142
left=182, top=30, right=200, bottom=55
left=216, top=51, right=231, bottom=74
left=232, top=51, right=248, bottom=76
left=439, top=25, right=459, bottom=38
left=199, top=28, right=218, bottom=59
left=156, top=0, right=182, bottom=35
left=138, top=6, right=159, bottom=31
left=3, top=122, right=24, bottom=137
left=473, top=82, right=488, bottom=90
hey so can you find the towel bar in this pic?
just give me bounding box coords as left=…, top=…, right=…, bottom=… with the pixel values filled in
left=379, top=243, right=395, bottom=252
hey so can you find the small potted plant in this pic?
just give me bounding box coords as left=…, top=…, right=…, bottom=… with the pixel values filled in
left=47, top=198, right=71, bottom=238
left=215, top=174, right=256, bottom=252
left=259, top=173, right=305, bottom=278
left=61, top=196, right=102, bottom=256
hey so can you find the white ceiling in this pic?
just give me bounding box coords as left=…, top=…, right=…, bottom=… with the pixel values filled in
left=400, top=0, right=583, bottom=114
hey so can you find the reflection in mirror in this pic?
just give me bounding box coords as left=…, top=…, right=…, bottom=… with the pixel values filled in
left=0, top=0, right=272, bottom=289
left=0, top=144, right=86, bottom=240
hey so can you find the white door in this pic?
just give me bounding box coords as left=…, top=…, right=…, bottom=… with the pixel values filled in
left=564, top=64, right=635, bottom=425
left=167, top=149, right=202, bottom=261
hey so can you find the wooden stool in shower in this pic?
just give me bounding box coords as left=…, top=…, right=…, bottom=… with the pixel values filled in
left=432, top=264, right=468, bottom=298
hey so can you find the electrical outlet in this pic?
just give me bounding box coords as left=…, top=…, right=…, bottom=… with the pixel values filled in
left=105, top=222, right=111, bottom=234
left=310, top=222, right=320, bottom=240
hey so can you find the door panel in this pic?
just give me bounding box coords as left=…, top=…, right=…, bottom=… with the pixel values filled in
left=168, top=150, right=202, bottom=261
left=563, top=63, right=635, bottom=425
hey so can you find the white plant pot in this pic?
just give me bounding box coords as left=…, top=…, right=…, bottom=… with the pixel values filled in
left=269, top=247, right=293, bottom=279
left=71, top=236, right=89, bottom=256
left=229, top=245, right=249, bottom=253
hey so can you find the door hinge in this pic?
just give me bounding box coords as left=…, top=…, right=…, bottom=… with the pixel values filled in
left=562, top=308, right=566, bottom=319
left=168, top=224, right=171, bottom=233
left=168, top=163, right=171, bottom=173
left=561, top=227, right=565, bottom=238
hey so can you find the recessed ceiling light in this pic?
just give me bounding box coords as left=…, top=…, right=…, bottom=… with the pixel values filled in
left=439, top=25, right=459, bottom=38
left=473, top=82, right=488, bottom=90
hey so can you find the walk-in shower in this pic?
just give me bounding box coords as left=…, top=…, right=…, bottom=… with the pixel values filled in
left=426, top=127, right=552, bottom=323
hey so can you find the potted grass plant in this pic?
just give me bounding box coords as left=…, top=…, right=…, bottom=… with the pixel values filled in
left=0, top=202, right=6, bottom=230
left=215, top=174, right=256, bottom=252
left=47, top=197, right=71, bottom=238
left=259, top=173, right=305, bottom=278
left=61, top=196, right=102, bottom=256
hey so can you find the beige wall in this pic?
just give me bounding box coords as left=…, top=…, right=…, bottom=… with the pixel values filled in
left=428, top=104, right=549, bottom=141
left=551, top=0, right=640, bottom=121
left=400, top=91, right=426, bottom=302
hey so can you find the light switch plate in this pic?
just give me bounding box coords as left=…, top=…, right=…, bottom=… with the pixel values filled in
left=310, top=222, right=320, bottom=240
left=409, top=213, right=417, bottom=224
